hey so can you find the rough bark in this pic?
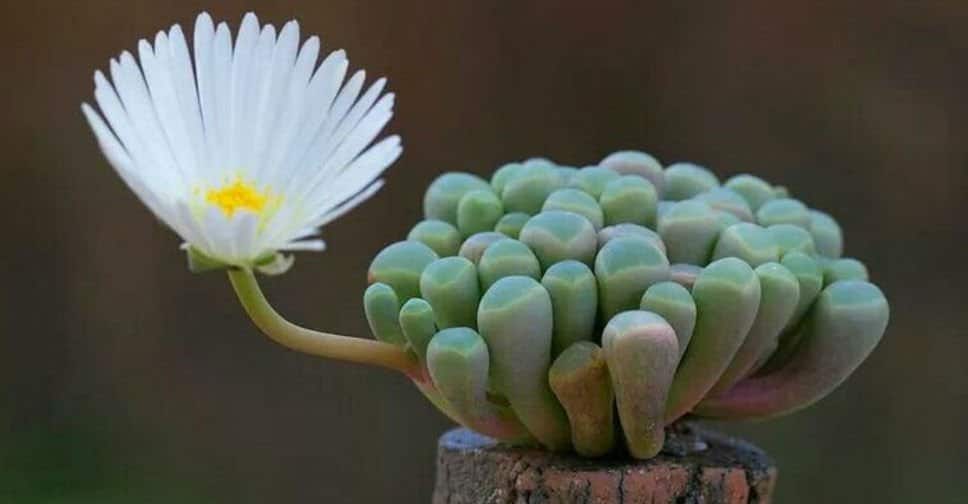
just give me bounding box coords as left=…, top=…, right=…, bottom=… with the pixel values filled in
left=433, top=423, right=776, bottom=504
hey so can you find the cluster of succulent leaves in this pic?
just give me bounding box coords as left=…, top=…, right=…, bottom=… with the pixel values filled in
left=364, top=151, right=889, bottom=459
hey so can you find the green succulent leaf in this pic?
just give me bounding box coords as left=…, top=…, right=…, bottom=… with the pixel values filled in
left=694, top=187, right=753, bottom=222
left=598, top=224, right=666, bottom=256
left=724, top=174, right=776, bottom=212
left=542, top=188, right=605, bottom=230
left=599, top=150, right=665, bottom=196
left=767, top=223, right=817, bottom=256
left=665, top=257, right=760, bottom=422
left=542, top=260, right=599, bottom=356
left=657, top=200, right=723, bottom=265
left=600, top=175, right=659, bottom=228
left=477, top=239, right=542, bottom=291
left=457, top=231, right=506, bottom=264
left=755, top=198, right=810, bottom=228
left=420, top=256, right=481, bottom=329
left=711, top=223, right=780, bottom=267
left=407, top=219, right=462, bottom=257
left=708, top=262, right=800, bottom=396
left=399, top=297, right=437, bottom=362
left=603, top=311, right=679, bottom=459
left=549, top=341, right=615, bottom=457
left=457, top=189, right=504, bottom=238
left=501, top=163, right=563, bottom=214
left=663, top=162, right=719, bottom=201
left=424, top=172, right=491, bottom=224
left=519, top=211, right=598, bottom=270
left=809, top=210, right=844, bottom=258
left=363, top=283, right=406, bottom=346
left=594, top=236, right=670, bottom=321
left=568, top=166, right=621, bottom=199
left=427, top=327, right=532, bottom=442
left=823, top=257, right=869, bottom=286
left=696, top=280, right=889, bottom=419
left=478, top=276, right=571, bottom=450
left=368, top=240, right=439, bottom=301
left=494, top=212, right=531, bottom=239
left=639, top=281, right=697, bottom=360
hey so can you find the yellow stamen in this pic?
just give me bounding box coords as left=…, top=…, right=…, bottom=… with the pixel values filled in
left=205, top=179, right=270, bottom=217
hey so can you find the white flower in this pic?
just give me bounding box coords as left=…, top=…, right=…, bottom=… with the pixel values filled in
left=82, top=12, right=401, bottom=272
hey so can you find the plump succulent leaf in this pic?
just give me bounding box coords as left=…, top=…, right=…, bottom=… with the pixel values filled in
left=420, top=256, right=481, bottom=329
left=665, top=257, right=760, bottom=422
left=501, top=162, right=563, bottom=214
left=669, top=263, right=703, bottom=289
left=408, top=219, right=462, bottom=257
left=594, top=236, right=670, bottom=321
left=663, top=163, right=719, bottom=201
left=458, top=231, right=506, bottom=264
left=368, top=240, right=439, bottom=300
left=639, top=281, right=697, bottom=359
left=427, top=327, right=532, bottom=441
left=598, top=224, right=666, bottom=255
left=542, top=260, right=599, bottom=356
left=519, top=211, right=598, bottom=270
left=399, top=297, right=436, bottom=362
left=724, top=174, right=775, bottom=211
left=569, top=166, right=621, bottom=199
left=658, top=200, right=723, bottom=265
left=600, top=175, right=659, bottom=228
left=708, top=262, right=800, bottom=395
left=696, top=280, right=888, bottom=419
left=363, top=283, right=406, bottom=345
left=542, top=188, right=605, bottom=230
left=767, top=223, right=817, bottom=256
left=424, top=172, right=491, bottom=224
left=603, top=311, right=679, bottom=459
left=477, top=276, right=571, bottom=450
left=694, top=187, right=754, bottom=222
left=494, top=212, right=532, bottom=239
left=599, top=150, right=665, bottom=196
left=478, top=239, right=542, bottom=290
left=809, top=210, right=844, bottom=258
left=711, top=223, right=780, bottom=267
left=549, top=342, right=615, bottom=457
left=457, top=189, right=504, bottom=238
left=823, top=257, right=869, bottom=286
left=756, top=198, right=810, bottom=228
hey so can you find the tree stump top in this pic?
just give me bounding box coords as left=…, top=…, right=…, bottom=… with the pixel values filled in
left=433, top=424, right=777, bottom=504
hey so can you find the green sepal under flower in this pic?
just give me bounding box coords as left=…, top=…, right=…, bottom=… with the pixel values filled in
left=185, top=245, right=293, bottom=276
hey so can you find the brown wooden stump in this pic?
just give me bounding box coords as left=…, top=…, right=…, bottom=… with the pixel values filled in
left=433, top=423, right=777, bottom=504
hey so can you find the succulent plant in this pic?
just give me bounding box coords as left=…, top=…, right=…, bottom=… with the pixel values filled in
left=365, top=151, right=889, bottom=458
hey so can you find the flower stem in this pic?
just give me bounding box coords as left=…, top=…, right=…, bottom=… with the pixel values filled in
left=228, top=268, right=420, bottom=377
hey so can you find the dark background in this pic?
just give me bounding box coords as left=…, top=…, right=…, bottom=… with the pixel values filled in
left=2, top=1, right=965, bottom=502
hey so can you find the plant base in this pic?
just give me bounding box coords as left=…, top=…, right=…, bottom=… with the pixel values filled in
left=433, top=423, right=777, bottom=504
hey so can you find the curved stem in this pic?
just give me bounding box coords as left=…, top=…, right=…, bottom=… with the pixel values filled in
left=228, top=268, right=420, bottom=377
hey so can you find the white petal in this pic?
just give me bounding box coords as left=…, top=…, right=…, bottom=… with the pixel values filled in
left=313, top=178, right=386, bottom=228
left=211, top=22, right=234, bottom=179
left=193, top=13, right=218, bottom=172
left=139, top=35, right=195, bottom=186
left=278, top=50, right=348, bottom=185
left=167, top=24, right=208, bottom=175
left=280, top=240, right=327, bottom=252
left=227, top=13, right=260, bottom=171
left=81, top=103, right=177, bottom=230
left=261, top=36, right=319, bottom=185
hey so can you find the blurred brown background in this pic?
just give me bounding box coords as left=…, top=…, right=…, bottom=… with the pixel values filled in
left=2, top=0, right=965, bottom=502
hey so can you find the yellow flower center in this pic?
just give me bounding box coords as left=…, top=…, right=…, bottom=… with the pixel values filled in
left=205, top=179, right=270, bottom=217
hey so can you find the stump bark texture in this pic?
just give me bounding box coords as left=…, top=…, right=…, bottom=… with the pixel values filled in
left=433, top=424, right=776, bottom=504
